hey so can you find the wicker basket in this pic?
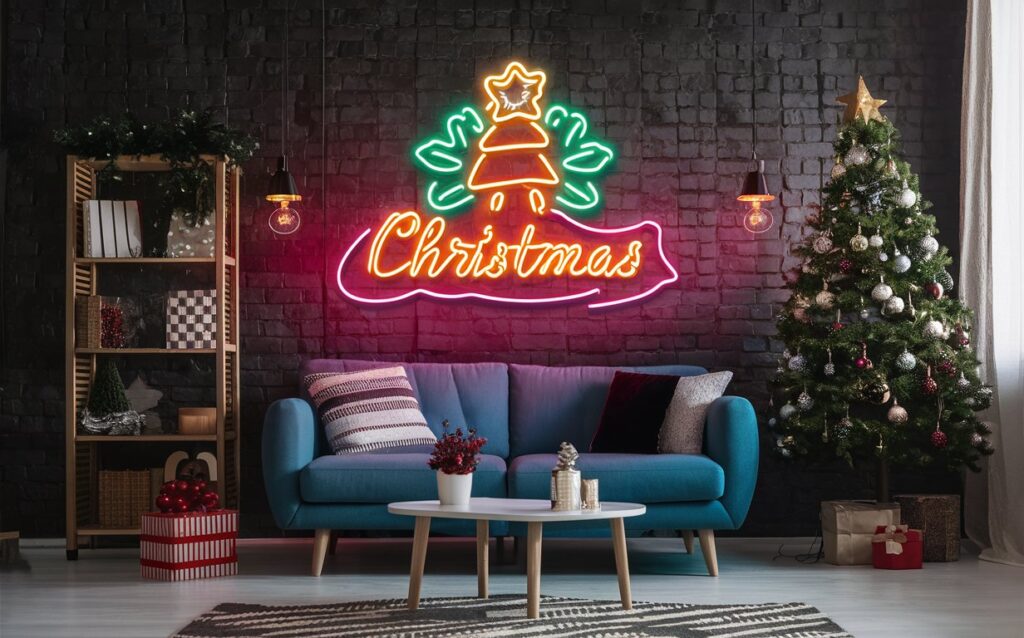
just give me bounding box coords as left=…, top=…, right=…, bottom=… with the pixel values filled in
left=75, top=295, right=102, bottom=349
left=98, top=470, right=152, bottom=529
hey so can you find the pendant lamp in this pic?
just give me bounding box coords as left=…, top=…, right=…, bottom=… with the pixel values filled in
left=737, top=0, right=774, bottom=234
left=267, top=5, right=301, bottom=235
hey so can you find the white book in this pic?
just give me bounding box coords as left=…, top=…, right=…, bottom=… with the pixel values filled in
left=85, top=200, right=142, bottom=257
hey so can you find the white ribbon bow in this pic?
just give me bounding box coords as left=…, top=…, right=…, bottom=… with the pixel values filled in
left=872, top=524, right=909, bottom=555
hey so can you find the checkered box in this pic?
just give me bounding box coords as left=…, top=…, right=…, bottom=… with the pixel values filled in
left=166, top=289, right=218, bottom=349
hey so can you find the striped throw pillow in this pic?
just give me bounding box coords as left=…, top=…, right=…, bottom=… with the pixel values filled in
left=304, top=366, right=437, bottom=455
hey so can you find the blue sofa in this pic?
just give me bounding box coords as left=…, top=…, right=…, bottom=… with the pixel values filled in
left=262, top=359, right=758, bottom=576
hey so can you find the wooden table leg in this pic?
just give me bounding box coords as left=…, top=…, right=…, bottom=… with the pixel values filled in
left=610, top=518, right=632, bottom=610
left=476, top=519, right=489, bottom=599
left=526, top=521, right=543, bottom=619
left=408, top=516, right=431, bottom=610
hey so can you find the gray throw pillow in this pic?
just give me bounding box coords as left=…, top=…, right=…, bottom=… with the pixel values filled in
left=657, top=371, right=733, bottom=454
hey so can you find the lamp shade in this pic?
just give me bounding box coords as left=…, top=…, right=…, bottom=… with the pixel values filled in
left=266, top=156, right=302, bottom=203
left=737, top=159, right=775, bottom=203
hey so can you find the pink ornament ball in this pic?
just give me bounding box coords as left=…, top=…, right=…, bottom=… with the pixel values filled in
left=931, top=430, right=948, bottom=449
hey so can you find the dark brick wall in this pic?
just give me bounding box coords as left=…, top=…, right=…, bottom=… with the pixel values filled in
left=1, top=0, right=966, bottom=538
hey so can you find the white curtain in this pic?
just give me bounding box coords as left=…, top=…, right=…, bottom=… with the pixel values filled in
left=961, top=0, right=1024, bottom=567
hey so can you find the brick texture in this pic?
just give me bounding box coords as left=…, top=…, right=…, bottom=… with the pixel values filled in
left=0, top=0, right=965, bottom=538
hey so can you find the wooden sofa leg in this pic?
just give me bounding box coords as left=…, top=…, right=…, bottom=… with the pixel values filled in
left=312, top=529, right=330, bottom=576
left=682, top=530, right=694, bottom=554
left=697, top=529, right=718, bottom=576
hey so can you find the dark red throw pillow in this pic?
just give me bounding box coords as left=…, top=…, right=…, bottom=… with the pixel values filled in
left=590, top=371, right=680, bottom=454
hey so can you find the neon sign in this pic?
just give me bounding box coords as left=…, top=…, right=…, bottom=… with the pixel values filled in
left=337, top=61, right=678, bottom=309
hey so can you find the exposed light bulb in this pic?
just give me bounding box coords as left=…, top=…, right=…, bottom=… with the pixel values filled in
left=268, top=201, right=301, bottom=235
left=743, top=200, right=773, bottom=234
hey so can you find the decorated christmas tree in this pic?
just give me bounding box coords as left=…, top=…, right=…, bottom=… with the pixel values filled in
left=87, top=360, right=131, bottom=417
left=769, top=78, right=995, bottom=502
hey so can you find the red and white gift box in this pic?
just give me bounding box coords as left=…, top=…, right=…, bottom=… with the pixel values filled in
left=871, top=524, right=923, bottom=570
left=140, top=510, right=238, bottom=581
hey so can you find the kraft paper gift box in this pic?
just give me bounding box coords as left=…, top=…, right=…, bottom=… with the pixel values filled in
left=140, top=510, right=237, bottom=581
left=821, top=500, right=901, bottom=565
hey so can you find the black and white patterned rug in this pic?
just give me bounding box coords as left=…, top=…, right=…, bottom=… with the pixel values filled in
left=172, top=595, right=852, bottom=637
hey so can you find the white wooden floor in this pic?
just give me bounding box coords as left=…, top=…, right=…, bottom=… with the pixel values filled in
left=1, top=537, right=1021, bottom=637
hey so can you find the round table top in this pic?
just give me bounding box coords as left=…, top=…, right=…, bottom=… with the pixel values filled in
left=387, top=497, right=646, bottom=522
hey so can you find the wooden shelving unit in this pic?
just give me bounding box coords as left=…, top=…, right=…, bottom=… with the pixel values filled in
left=64, top=154, right=241, bottom=559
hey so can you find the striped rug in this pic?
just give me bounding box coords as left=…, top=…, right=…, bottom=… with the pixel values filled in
left=172, top=595, right=852, bottom=637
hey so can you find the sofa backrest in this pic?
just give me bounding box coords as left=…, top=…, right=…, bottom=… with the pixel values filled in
left=300, top=359, right=510, bottom=458
left=508, top=363, right=708, bottom=457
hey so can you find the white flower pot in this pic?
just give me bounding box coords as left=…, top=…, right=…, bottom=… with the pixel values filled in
left=437, top=471, right=473, bottom=507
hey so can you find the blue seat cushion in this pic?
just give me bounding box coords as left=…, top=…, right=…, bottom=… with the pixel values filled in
left=300, top=453, right=507, bottom=503
left=508, top=453, right=724, bottom=503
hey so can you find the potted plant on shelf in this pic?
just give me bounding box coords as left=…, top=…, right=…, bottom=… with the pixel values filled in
left=428, top=420, right=487, bottom=507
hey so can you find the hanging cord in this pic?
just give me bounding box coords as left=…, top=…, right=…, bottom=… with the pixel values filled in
left=183, top=2, right=191, bottom=108
left=750, top=0, right=757, bottom=161
left=281, top=3, right=290, bottom=158
left=321, top=0, right=327, bottom=344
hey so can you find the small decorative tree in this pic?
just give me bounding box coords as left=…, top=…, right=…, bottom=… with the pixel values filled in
left=768, top=78, right=995, bottom=502
left=86, top=360, right=131, bottom=417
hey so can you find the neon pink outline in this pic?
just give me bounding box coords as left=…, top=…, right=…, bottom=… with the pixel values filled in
left=335, top=208, right=678, bottom=309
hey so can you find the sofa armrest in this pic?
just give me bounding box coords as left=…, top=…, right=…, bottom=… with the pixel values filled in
left=262, top=398, right=316, bottom=529
left=704, top=396, right=759, bottom=528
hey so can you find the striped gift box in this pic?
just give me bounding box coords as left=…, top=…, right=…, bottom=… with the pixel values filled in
left=140, top=510, right=238, bottom=581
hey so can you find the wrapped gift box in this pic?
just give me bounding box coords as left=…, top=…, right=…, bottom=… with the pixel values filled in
left=894, top=494, right=960, bottom=562
left=140, top=510, right=237, bottom=581
left=821, top=500, right=900, bottom=565
left=872, top=524, right=923, bottom=570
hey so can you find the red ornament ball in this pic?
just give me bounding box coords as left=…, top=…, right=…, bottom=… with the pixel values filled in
left=174, top=496, right=190, bottom=513
left=175, top=480, right=190, bottom=493
left=937, top=360, right=957, bottom=377
left=925, top=282, right=944, bottom=300
left=201, top=491, right=220, bottom=509
left=839, top=258, right=853, bottom=273
left=931, top=430, right=948, bottom=449
left=830, top=321, right=844, bottom=333
left=921, top=376, right=939, bottom=395
left=156, top=494, right=173, bottom=512
left=854, top=356, right=872, bottom=369
left=162, top=481, right=177, bottom=495
left=957, top=335, right=970, bottom=348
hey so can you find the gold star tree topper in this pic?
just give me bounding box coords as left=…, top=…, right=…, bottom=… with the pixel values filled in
left=836, top=76, right=887, bottom=123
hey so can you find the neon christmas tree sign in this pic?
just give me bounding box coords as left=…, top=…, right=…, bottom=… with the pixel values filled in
left=336, top=61, right=678, bottom=309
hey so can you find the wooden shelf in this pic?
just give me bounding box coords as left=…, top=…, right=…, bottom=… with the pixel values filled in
left=77, top=527, right=141, bottom=537
left=76, top=434, right=219, bottom=443
left=76, top=344, right=236, bottom=355
left=66, top=154, right=241, bottom=560
left=75, top=256, right=235, bottom=266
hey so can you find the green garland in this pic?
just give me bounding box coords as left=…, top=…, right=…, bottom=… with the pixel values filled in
left=54, top=110, right=258, bottom=225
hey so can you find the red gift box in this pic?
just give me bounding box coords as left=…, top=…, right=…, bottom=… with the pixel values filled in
left=872, top=524, right=923, bottom=570
left=140, top=510, right=238, bottom=581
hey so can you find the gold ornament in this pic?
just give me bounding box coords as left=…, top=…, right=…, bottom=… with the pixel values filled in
left=836, top=76, right=887, bottom=123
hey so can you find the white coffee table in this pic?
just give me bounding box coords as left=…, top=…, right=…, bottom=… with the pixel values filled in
left=388, top=497, right=646, bottom=619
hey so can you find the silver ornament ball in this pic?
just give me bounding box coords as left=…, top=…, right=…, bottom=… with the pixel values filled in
left=957, top=374, right=971, bottom=390
left=899, top=189, right=918, bottom=208
left=779, top=404, right=797, bottom=420
left=887, top=404, right=909, bottom=425
left=797, top=391, right=814, bottom=411
left=824, top=362, right=835, bottom=376
left=871, top=282, right=894, bottom=302
left=878, top=252, right=889, bottom=262
left=893, top=254, right=911, bottom=273
left=831, top=163, right=846, bottom=179
left=970, top=433, right=984, bottom=447
left=883, top=296, right=905, bottom=314
left=923, top=319, right=945, bottom=339
left=896, top=351, right=917, bottom=371
left=868, top=234, right=884, bottom=248
left=788, top=354, right=807, bottom=372
left=845, top=145, right=870, bottom=166
left=835, top=417, right=853, bottom=439
left=849, top=234, right=869, bottom=251
left=919, top=235, right=939, bottom=255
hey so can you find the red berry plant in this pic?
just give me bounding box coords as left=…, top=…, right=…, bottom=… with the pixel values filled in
left=428, top=419, right=487, bottom=475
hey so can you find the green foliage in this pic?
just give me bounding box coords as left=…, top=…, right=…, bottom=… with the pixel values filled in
left=87, top=360, right=131, bottom=417
left=54, top=110, right=258, bottom=225
left=544, top=105, right=615, bottom=215
left=769, top=117, right=994, bottom=474
left=412, top=106, right=486, bottom=215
